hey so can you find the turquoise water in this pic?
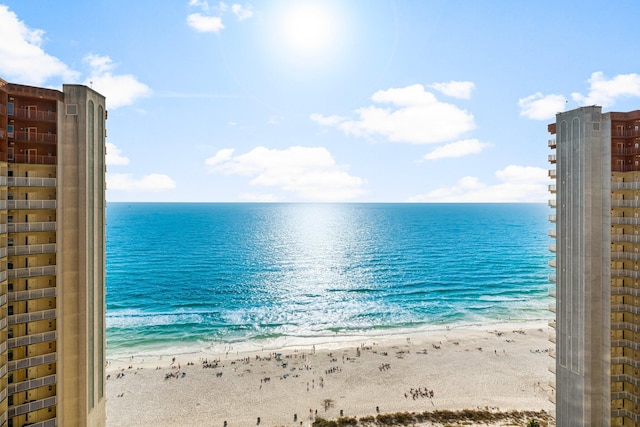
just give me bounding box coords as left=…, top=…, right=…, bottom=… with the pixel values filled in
left=105, top=203, right=553, bottom=357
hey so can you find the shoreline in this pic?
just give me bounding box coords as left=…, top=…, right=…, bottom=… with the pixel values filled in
left=106, top=320, right=555, bottom=426
left=105, top=317, right=551, bottom=362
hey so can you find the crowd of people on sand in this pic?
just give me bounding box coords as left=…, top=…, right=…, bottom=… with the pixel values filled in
left=405, top=387, right=435, bottom=401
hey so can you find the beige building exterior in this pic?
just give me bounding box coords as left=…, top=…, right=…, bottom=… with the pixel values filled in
left=549, top=106, right=640, bottom=426
left=0, top=79, right=106, bottom=427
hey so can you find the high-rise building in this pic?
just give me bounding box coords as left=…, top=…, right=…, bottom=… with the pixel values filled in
left=549, top=106, right=640, bottom=426
left=0, top=78, right=106, bottom=427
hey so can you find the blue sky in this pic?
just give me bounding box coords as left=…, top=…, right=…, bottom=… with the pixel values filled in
left=1, top=1, right=639, bottom=202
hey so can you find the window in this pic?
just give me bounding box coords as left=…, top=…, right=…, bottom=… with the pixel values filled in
left=7, top=102, right=13, bottom=116
left=8, top=305, right=12, bottom=315
left=7, top=124, right=13, bottom=137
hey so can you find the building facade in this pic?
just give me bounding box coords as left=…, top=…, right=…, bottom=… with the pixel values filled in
left=549, top=106, right=640, bottom=426
left=0, top=79, right=106, bottom=427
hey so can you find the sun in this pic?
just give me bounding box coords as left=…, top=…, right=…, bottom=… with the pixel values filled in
left=276, top=1, right=344, bottom=61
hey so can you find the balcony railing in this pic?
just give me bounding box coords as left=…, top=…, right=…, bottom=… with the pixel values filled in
left=611, top=286, right=640, bottom=297
left=7, top=200, right=56, bottom=210
left=11, top=130, right=56, bottom=144
left=612, top=200, right=640, bottom=208
left=0, top=271, right=7, bottom=283
left=28, top=417, right=57, bottom=427
left=612, top=182, right=640, bottom=190
left=612, top=356, right=640, bottom=369
left=549, top=288, right=556, bottom=298
left=8, top=243, right=56, bottom=256
left=611, top=252, right=640, bottom=261
left=612, top=391, right=640, bottom=405
left=8, top=374, right=56, bottom=395
left=549, top=199, right=556, bottom=208
left=612, top=304, right=640, bottom=315
left=9, top=287, right=56, bottom=302
left=8, top=308, right=56, bottom=325
left=548, top=229, right=556, bottom=238
left=611, top=217, right=640, bottom=225
left=612, top=409, right=640, bottom=424
left=612, top=269, right=640, bottom=279
left=549, top=244, right=556, bottom=252
left=548, top=184, right=556, bottom=193
left=8, top=265, right=56, bottom=279
left=611, top=235, right=640, bottom=243
left=13, top=109, right=56, bottom=122
left=10, top=154, right=56, bottom=165
left=612, top=322, right=640, bottom=333
left=8, top=221, right=56, bottom=233
left=8, top=177, right=56, bottom=187
left=549, top=273, right=556, bottom=283
left=548, top=154, right=556, bottom=163
left=548, top=139, right=556, bottom=148
left=549, top=169, right=556, bottom=178
left=7, top=351, right=56, bottom=371
left=549, top=304, right=556, bottom=313
left=8, top=330, right=56, bottom=349
left=549, top=214, right=556, bottom=222
left=8, top=395, right=56, bottom=417
left=548, top=258, right=556, bottom=268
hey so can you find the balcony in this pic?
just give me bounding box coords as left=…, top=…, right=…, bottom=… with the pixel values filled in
left=8, top=243, right=56, bottom=256
left=548, top=139, right=556, bottom=148
left=8, top=330, right=56, bottom=349
left=548, top=184, right=556, bottom=193
left=612, top=409, right=640, bottom=424
left=8, top=395, right=56, bottom=417
left=0, top=270, right=7, bottom=283
left=548, top=229, right=556, bottom=238
left=8, top=221, right=56, bottom=233
left=8, top=308, right=56, bottom=325
left=8, top=177, right=56, bottom=187
left=611, top=252, right=640, bottom=261
left=548, top=154, right=556, bottom=164
left=612, top=269, right=640, bottom=279
left=548, top=258, right=556, bottom=268
left=10, top=153, right=56, bottom=165
left=549, top=169, right=556, bottom=178
left=13, top=109, right=56, bottom=122
left=549, top=214, right=556, bottom=223
left=9, top=287, right=56, bottom=302
left=28, top=418, right=57, bottom=427
left=8, top=200, right=56, bottom=210
left=549, top=244, right=556, bottom=252
left=548, top=304, right=556, bottom=313
left=549, top=273, right=556, bottom=283
left=7, top=351, right=56, bottom=371
left=548, top=320, right=556, bottom=329
left=549, top=334, right=556, bottom=344
left=612, top=321, right=640, bottom=333
left=8, top=266, right=56, bottom=279
left=548, top=199, right=556, bottom=208
left=611, top=286, right=640, bottom=297
left=611, top=217, right=640, bottom=225
left=11, top=130, right=56, bottom=144
left=612, top=200, right=640, bottom=208
left=549, top=288, right=556, bottom=298
left=612, top=182, right=640, bottom=190
left=8, top=374, right=56, bottom=395
left=611, top=235, right=640, bottom=243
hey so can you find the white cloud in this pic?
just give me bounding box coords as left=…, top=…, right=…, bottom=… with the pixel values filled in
left=105, top=143, right=130, bottom=166
left=423, top=139, right=491, bottom=160
left=409, top=165, right=549, bottom=203
left=313, top=84, right=475, bottom=144
left=205, top=146, right=366, bottom=201
left=187, top=13, right=224, bottom=32
left=309, top=113, right=346, bottom=126
left=205, top=148, right=235, bottom=166
left=429, top=81, right=475, bottom=99
left=107, top=173, right=177, bottom=192
left=189, top=0, right=210, bottom=10
left=518, top=92, right=567, bottom=120
left=232, top=4, right=254, bottom=20
left=0, top=5, right=80, bottom=85
left=83, top=54, right=152, bottom=109
left=572, top=71, right=640, bottom=107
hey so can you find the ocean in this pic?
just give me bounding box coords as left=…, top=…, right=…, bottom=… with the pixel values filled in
left=105, top=203, right=553, bottom=358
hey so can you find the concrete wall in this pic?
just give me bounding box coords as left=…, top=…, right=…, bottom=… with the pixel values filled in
left=58, top=85, right=106, bottom=427
left=555, top=106, right=611, bottom=426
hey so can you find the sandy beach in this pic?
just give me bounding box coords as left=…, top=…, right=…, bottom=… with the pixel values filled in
left=105, top=321, right=554, bottom=426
